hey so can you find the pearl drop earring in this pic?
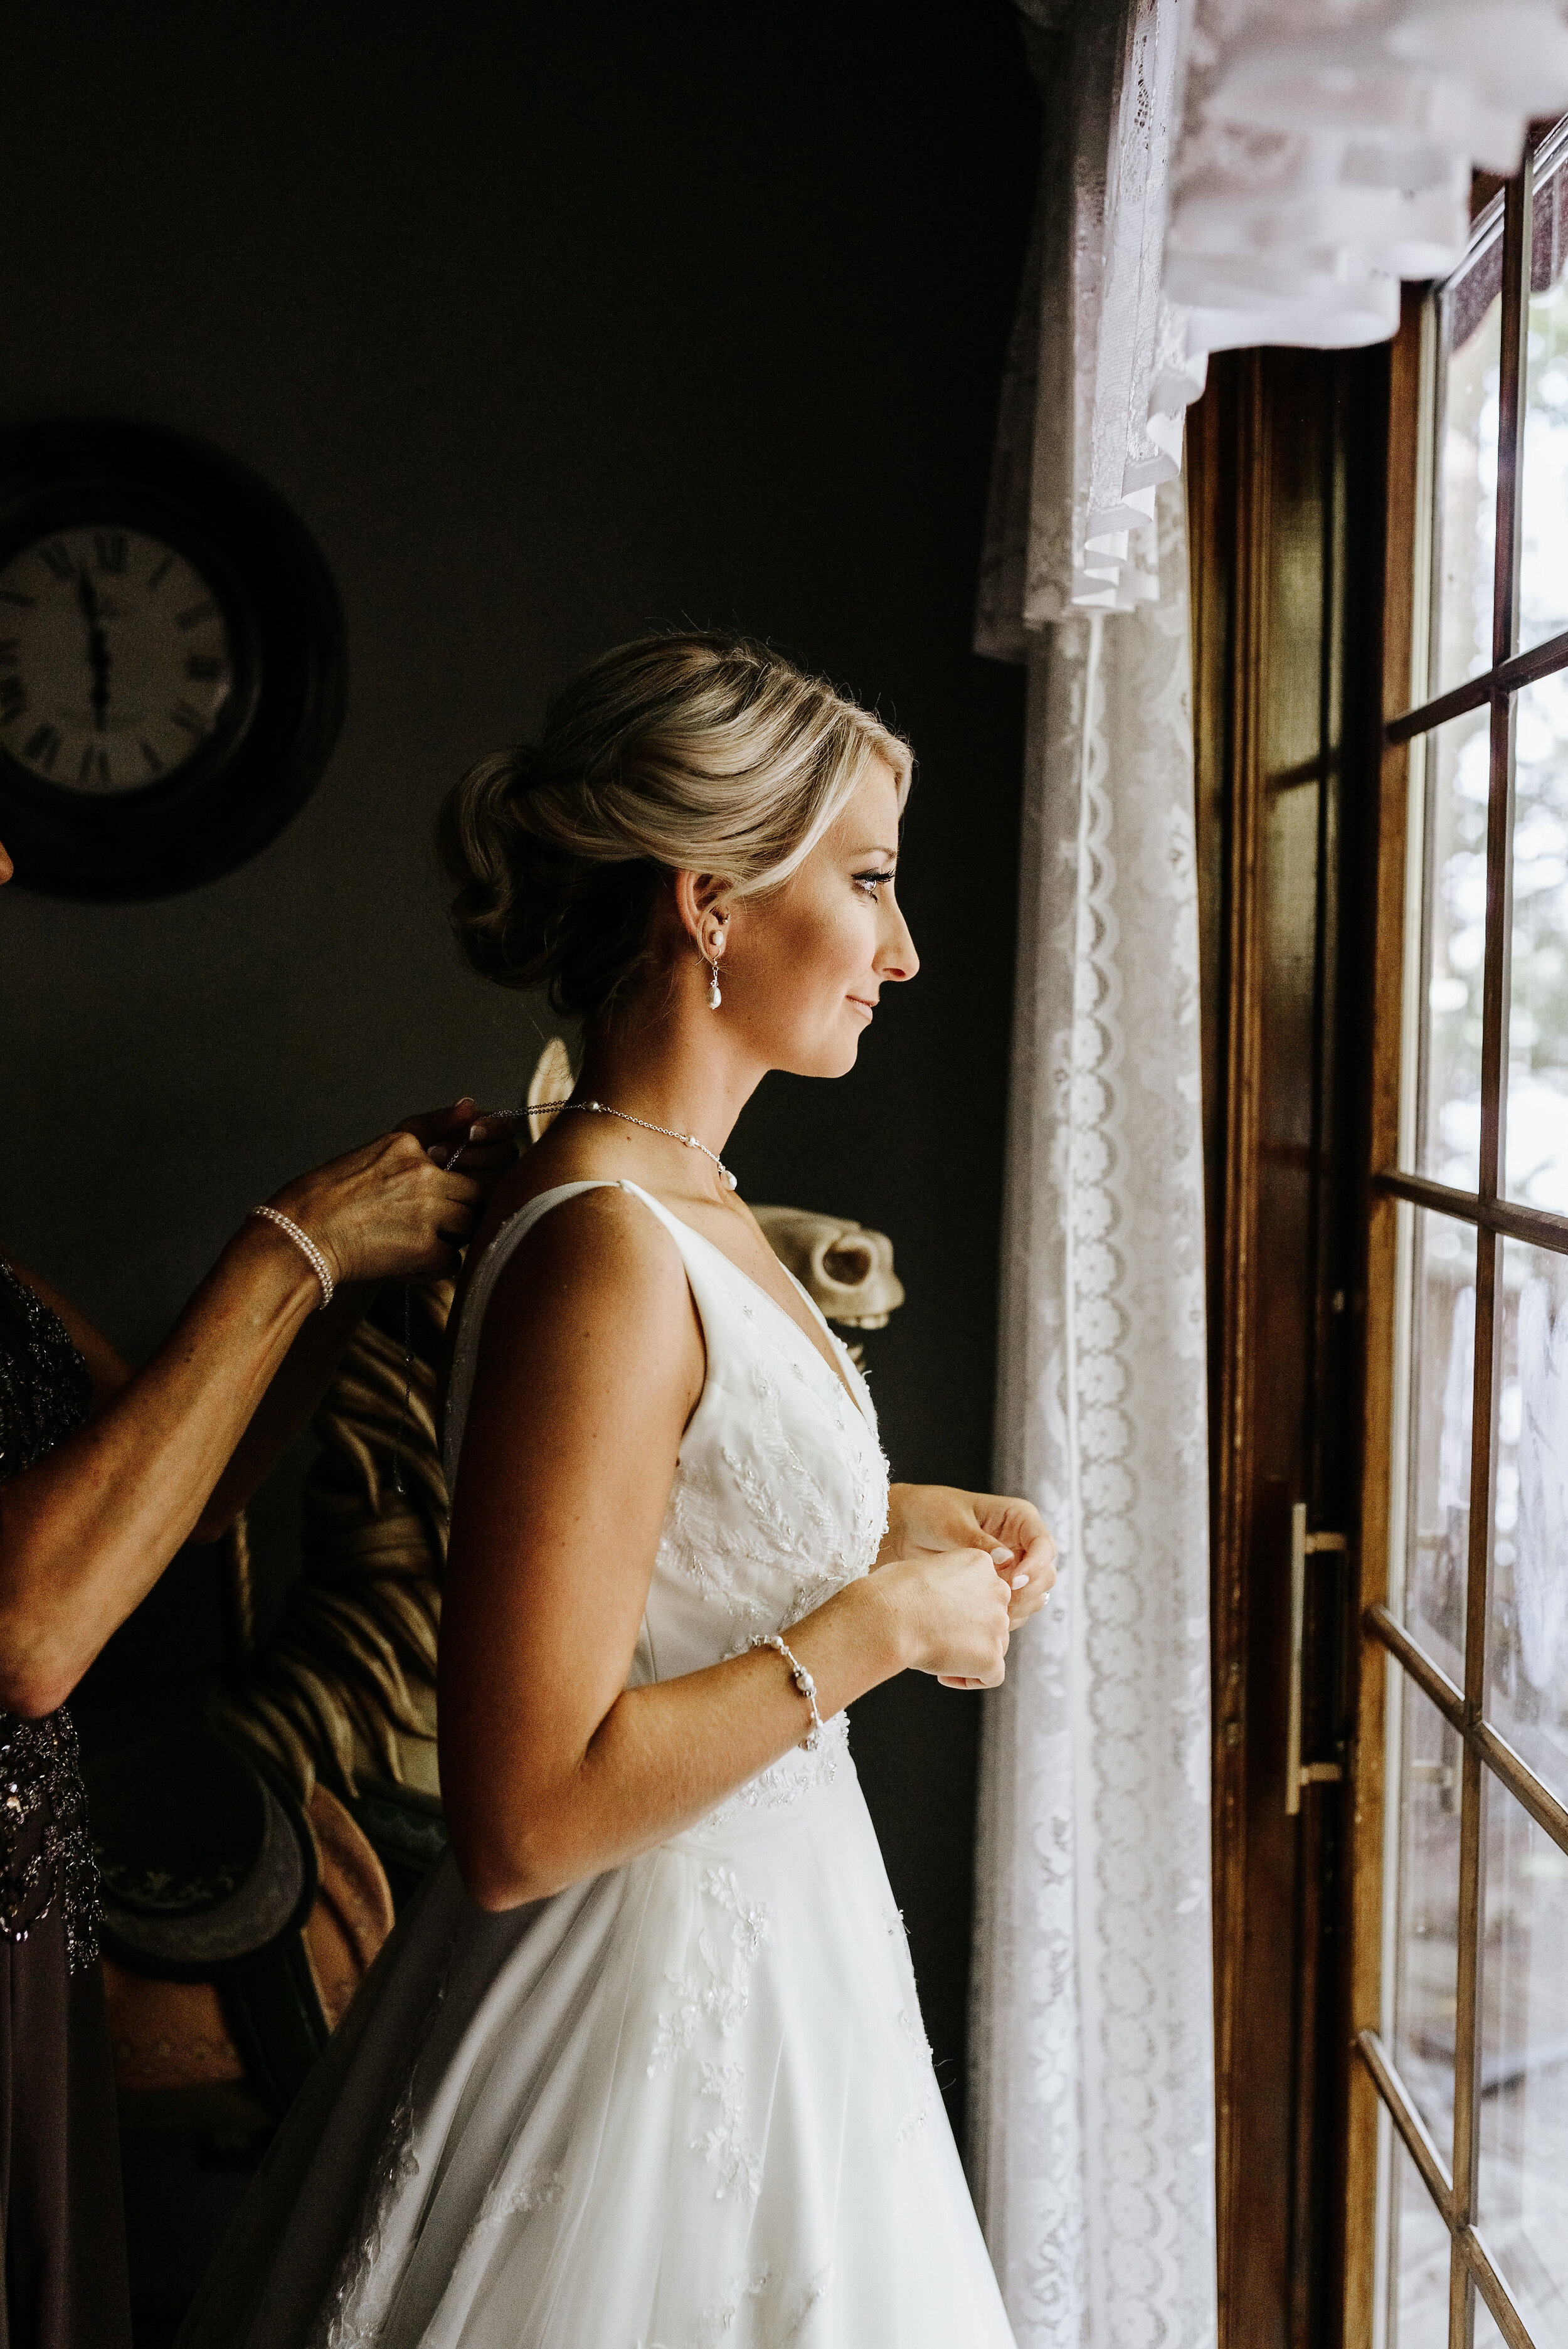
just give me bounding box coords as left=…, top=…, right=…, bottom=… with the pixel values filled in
left=707, top=911, right=728, bottom=1010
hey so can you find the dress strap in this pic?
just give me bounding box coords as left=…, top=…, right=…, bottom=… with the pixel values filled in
left=443, top=1181, right=617, bottom=1484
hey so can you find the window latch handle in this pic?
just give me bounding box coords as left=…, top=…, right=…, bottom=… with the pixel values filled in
left=1288, top=1501, right=1348, bottom=1816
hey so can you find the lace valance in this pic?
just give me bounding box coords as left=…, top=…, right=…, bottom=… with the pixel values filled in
left=978, top=0, right=1568, bottom=640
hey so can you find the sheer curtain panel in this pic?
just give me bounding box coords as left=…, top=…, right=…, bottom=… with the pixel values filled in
left=968, top=482, right=1216, bottom=2349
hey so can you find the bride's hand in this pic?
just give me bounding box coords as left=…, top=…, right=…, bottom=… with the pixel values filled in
left=879, top=1483, right=1056, bottom=1629
left=874, top=1546, right=1014, bottom=1689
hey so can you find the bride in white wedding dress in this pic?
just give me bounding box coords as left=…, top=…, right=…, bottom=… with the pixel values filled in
left=177, top=632, right=1055, bottom=2349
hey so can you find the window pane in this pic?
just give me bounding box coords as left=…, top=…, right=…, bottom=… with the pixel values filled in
left=1505, top=677, right=1568, bottom=1212
left=1389, top=2128, right=1451, bottom=2349
left=1473, top=2286, right=1510, bottom=2348
left=1392, top=1675, right=1465, bottom=2161
left=1414, top=711, right=1490, bottom=1194
left=1520, top=160, right=1568, bottom=655
left=1490, top=1238, right=1568, bottom=1815
left=1402, top=1210, right=1476, bottom=1682
left=1476, top=1766, right=1568, bottom=2346
left=1434, top=223, right=1504, bottom=698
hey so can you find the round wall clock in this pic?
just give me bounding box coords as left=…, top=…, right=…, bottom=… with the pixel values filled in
left=0, top=420, right=345, bottom=899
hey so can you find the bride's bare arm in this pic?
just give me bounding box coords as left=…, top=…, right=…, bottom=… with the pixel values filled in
left=438, top=1187, right=1012, bottom=1912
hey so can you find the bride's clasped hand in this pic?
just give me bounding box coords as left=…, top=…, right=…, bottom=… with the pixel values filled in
left=874, top=1479, right=1057, bottom=1690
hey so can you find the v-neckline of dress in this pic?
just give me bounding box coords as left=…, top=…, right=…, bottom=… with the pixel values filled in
left=618, top=1184, right=872, bottom=1429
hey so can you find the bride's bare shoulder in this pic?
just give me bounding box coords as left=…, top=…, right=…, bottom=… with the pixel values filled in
left=464, top=1117, right=647, bottom=1252
left=448, top=1157, right=698, bottom=1386
left=497, top=1177, right=679, bottom=1296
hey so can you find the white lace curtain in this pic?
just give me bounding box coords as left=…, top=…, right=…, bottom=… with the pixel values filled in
left=968, top=7, right=1568, bottom=2347
left=968, top=485, right=1215, bottom=2349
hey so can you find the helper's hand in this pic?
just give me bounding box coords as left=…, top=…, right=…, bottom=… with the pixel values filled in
left=396, top=1097, right=521, bottom=1183
left=265, top=1131, right=484, bottom=1290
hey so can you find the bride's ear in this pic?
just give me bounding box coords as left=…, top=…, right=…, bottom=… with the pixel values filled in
left=673, top=869, right=730, bottom=953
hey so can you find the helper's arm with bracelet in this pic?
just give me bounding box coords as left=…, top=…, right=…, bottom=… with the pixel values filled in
left=0, top=1100, right=514, bottom=1719
left=438, top=1183, right=1057, bottom=1913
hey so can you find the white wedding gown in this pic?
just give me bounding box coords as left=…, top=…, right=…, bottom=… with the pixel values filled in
left=178, top=1180, right=1016, bottom=2349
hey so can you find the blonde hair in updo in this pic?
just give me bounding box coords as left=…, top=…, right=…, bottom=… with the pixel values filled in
left=439, top=631, right=912, bottom=1022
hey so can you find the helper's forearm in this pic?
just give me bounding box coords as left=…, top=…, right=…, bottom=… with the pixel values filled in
left=191, top=1278, right=379, bottom=1539
left=0, top=1220, right=320, bottom=1714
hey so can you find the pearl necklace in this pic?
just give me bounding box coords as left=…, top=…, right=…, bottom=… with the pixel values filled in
left=446, top=1100, right=738, bottom=1191
left=522, top=1098, right=739, bottom=1192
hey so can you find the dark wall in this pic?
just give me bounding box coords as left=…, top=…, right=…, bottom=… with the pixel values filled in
left=0, top=0, right=1035, bottom=2239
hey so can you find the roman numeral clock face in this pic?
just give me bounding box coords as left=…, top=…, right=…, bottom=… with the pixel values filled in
left=0, top=420, right=344, bottom=899
left=0, top=525, right=234, bottom=791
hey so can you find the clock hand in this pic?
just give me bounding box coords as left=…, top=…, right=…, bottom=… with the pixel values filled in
left=77, top=566, right=112, bottom=731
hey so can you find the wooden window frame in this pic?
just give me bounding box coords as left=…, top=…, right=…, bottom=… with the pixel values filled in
left=1348, top=134, right=1568, bottom=2349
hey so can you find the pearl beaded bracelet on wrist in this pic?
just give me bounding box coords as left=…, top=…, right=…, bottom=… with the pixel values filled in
left=750, top=1632, right=824, bottom=1752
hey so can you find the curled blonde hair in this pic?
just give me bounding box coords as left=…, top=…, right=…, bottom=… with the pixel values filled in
left=439, top=632, right=911, bottom=1021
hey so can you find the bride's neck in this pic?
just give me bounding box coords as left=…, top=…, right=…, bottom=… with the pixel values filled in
left=573, top=1001, right=762, bottom=1157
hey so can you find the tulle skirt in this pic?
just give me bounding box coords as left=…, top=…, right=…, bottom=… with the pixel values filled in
left=176, top=1758, right=1015, bottom=2349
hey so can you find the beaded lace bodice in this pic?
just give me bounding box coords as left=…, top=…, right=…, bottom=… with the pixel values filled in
left=445, top=1180, right=891, bottom=1813
left=0, top=1257, right=102, bottom=1971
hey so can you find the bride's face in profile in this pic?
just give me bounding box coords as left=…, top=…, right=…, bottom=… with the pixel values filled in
left=723, top=753, right=918, bottom=1079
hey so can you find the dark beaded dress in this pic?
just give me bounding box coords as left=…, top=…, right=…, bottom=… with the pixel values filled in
left=0, top=1259, right=130, bottom=2349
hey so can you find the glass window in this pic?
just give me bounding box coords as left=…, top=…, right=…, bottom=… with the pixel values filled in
left=1434, top=221, right=1504, bottom=696
left=1370, top=138, right=1568, bottom=2349
left=1417, top=711, right=1492, bottom=1192
left=1521, top=158, right=1568, bottom=655
left=1391, top=1679, right=1464, bottom=2161
left=1476, top=1769, right=1568, bottom=2345
left=1489, top=1239, right=1568, bottom=1815
left=1402, top=1209, right=1475, bottom=1682
left=1506, top=675, right=1568, bottom=1211
left=1473, top=2288, right=1509, bottom=2346
left=1389, top=2131, right=1451, bottom=2349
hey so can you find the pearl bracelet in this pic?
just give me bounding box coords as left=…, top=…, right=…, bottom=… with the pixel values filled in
left=250, top=1204, right=334, bottom=1310
left=750, top=1633, right=824, bottom=1752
